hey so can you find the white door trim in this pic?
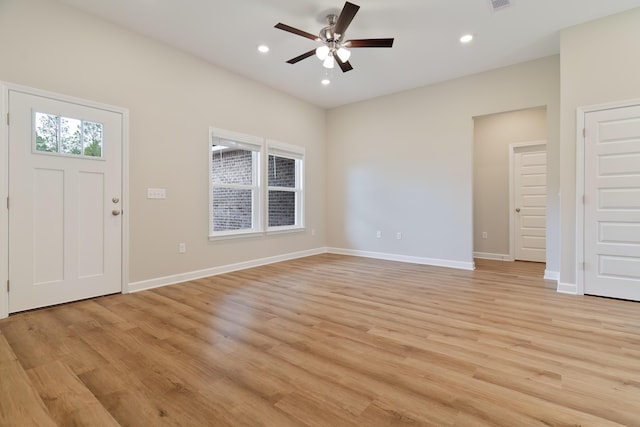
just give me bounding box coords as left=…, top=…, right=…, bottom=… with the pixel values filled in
left=0, top=85, right=8, bottom=319
left=0, top=82, right=130, bottom=319
left=508, top=140, right=546, bottom=261
left=576, top=98, right=640, bottom=297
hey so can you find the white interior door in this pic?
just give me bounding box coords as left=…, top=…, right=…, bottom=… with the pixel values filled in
left=8, top=90, right=123, bottom=313
left=584, top=105, right=640, bottom=301
left=514, top=148, right=546, bottom=262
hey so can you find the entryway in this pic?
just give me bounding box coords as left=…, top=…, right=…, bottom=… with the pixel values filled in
left=4, top=85, right=127, bottom=314
left=473, top=107, right=547, bottom=267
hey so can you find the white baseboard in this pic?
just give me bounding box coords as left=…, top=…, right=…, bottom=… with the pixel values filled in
left=327, top=247, right=475, bottom=271
left=544, top=270, right=559, bottom=282
left=128, top=246, right=473, bottom=294
left=128, top=247, right=327, bottom=293
left=473, top=252, right=513, bottom=261
left=557, top=282, right=578, bottom=294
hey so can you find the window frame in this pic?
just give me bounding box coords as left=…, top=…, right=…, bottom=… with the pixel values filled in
left=32, top=111, right=105, bottom=160
left=208, top=128, right=305, bottom=240
left=266, top=139, right=305, bottom=233
left=209, top=128, right=263, bottom=239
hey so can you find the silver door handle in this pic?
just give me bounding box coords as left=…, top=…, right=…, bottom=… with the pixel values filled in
left=112, top=209, right=121, bottom=216
left=515, top=208, right=521, bottom=213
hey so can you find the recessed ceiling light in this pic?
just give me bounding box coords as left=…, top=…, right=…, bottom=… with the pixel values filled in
left=460, top=34, right=473, bottom=44
left=257, top=45, right=269, bottom=53
left=321, top=79, right=331, bottom=86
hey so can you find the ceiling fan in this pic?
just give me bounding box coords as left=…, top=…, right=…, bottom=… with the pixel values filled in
left=275, top=1, right=394, bottom=73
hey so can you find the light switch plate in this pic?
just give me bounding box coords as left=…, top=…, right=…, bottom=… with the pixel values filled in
left=147, top=188, right=166, bottom=199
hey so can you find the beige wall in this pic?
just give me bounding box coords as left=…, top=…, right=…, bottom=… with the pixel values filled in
left=327, top=56, right=560, bottom=268
left=0, top=0, right=326, bottom=283
left=560, top=7, right=640, bottom=285
left=473, top=107, right=547, bottom=258
left=7, top=0, right=606, bottom=291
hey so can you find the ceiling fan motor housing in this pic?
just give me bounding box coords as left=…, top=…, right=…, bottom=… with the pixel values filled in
left=320, top=14, right=341, bottom=44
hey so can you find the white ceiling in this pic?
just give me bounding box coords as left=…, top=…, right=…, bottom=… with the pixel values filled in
left=56, top=0, right=640, bottom=109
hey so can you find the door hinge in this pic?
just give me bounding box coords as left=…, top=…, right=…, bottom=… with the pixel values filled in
left=6, top=280, right=9, bottom=293
left=6, top=113, right=8, bottom=126
left=583, top=128, right=586, bottom=138
left=6, top=197, right=8, bottom=210
left=582, top=194, right=585, bottom=204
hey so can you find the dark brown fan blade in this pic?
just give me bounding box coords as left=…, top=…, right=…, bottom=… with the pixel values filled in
left=337, top=58, right=353, bottom=73
left=286, top=49, right=316, bottom=64
left=334, top=2, right=360, bottom=38
left=275, top=23, right=318, bottom=41
left=347, top=38, right=394, bottom=48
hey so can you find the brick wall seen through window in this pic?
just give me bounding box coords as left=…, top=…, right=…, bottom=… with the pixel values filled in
left=268, top=155, right=296, bottom=227
left=211, top=149, right=253, bottom=231
left=212, top=150, right=297, bottom=230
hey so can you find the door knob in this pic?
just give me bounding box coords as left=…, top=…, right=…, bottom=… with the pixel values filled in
left=515, top=208, right=521, bottom=213
left=112, top=197, right=120, bottom=203
left=112, top=209, right=121, bottom=216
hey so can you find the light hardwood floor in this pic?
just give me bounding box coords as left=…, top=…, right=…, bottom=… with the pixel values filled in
left=474, top=257, right=546, bottom=278
left=1, top=254, right=639, bottom=426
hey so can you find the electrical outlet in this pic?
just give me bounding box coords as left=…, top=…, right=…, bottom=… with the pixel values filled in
left=376, top=230, right=382, bottom=238
left=396, top=232, right=402, bottom=240
left=482, top=232, right=488, bottom=239
left=179, top=243, right=186, bottom=253
left=311, top=229, right=316, bottom=236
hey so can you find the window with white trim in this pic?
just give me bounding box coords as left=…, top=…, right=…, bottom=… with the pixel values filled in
left=267, top=141, right=304, bottom=230
left=209, top=129, right=305, bottom=238
left=210, top=129, right=262, bottom=237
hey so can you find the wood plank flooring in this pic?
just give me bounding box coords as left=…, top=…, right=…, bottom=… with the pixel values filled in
left=1, top=254, right=640, bottom=426
left=474, top=258, right=546, bottom=279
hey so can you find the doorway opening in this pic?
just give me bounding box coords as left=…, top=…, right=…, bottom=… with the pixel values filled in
left=473, top=107, right=547, bottom=275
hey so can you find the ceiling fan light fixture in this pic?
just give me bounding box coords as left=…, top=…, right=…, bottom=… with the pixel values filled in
left=321, top=78, right=331, bottom=85
left=316, top=45, right=330, bottom=60
left=336, top=47, right=351, bottom=62
left=323, top=54, right=335, bottom=69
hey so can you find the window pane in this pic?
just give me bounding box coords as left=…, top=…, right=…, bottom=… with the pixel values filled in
left=35, top=112, right=58, bottom=153
left=212, top=147, right=254, bottom=185
left=83, top=121, right=103, bottom=157
left=269, top=190, right=296, bottom=227
left=60, top=117, right=82, bottom=155
left=268, top=155, right=296, bottom=188
left=35, top=113, right=103, bottom=158
left=213, top=188, right=253, bottom=231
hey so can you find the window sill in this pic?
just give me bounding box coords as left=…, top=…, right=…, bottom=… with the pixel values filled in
left=208, top=230, right=263, bottom=241
left=208, top=226, right=305, bottom=241
left=267, top=226, right=305, bottom=235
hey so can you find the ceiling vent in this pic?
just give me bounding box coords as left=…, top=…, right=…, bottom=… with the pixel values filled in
left=489, top=0, right=511, bottom=11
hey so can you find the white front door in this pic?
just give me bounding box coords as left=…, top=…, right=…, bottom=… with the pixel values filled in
left=8, top=90, right=123, bottom=313
left=514, top=148, right=546, bottom=262
left=584, top=105, right=640, bottom=301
